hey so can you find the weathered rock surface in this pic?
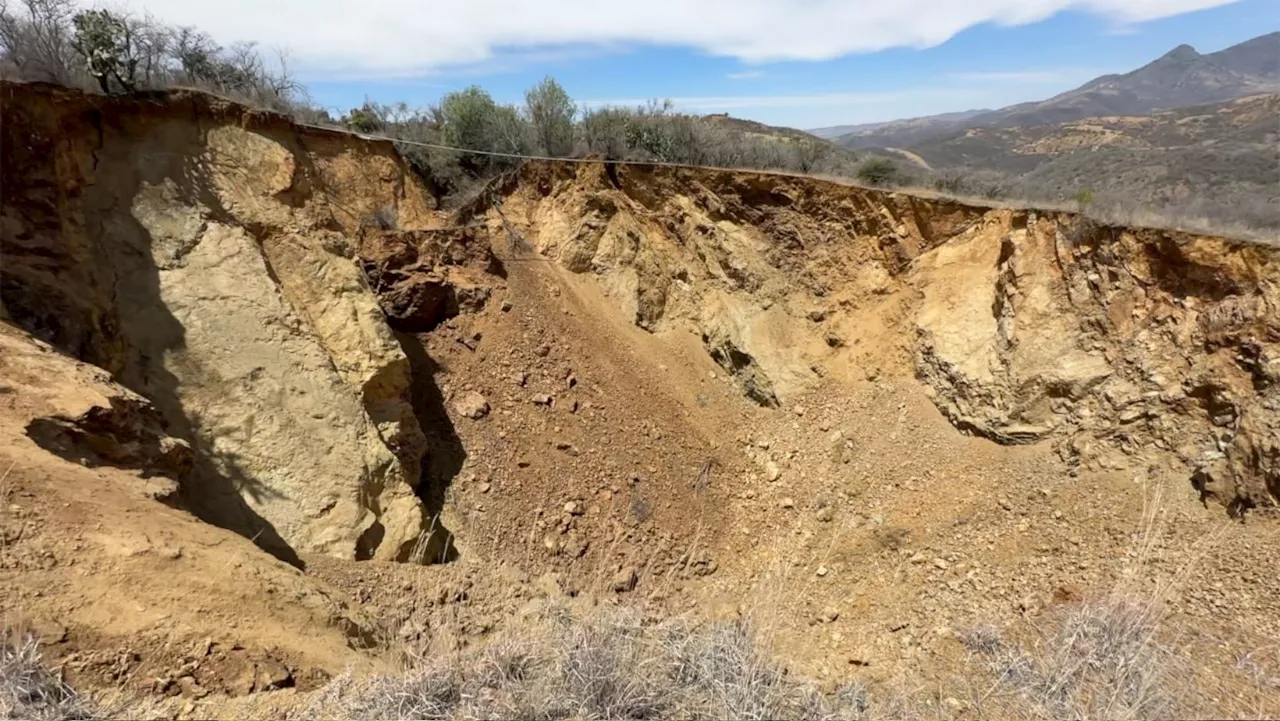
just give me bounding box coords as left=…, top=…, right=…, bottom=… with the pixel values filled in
left=477, top=162, right=1280, bottom=513
left=0, top=83, right=437, bottom=561
left=0, top=322, right=384, bottom=680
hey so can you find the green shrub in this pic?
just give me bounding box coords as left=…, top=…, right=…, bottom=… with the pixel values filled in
left=524, top=76, right=576, bottom=157
left=856, top=157, right=899, bottom=187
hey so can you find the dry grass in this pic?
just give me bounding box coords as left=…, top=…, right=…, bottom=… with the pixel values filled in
left=291, top=602, right=857, bottom=721
left=5, top=590, right=1268, bottom=721
left=0, top=632, right=96, bottom=721
left=288, top=590, right=1237, bottom=721
left=962, top=597, right=1177, bottom=720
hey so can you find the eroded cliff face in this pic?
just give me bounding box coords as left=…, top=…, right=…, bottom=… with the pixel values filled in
left=480, top=162, right=1280, bottom=513
left=2, top=82, right=1275, bottom=579
left=0, top=82, right=440, bottom=561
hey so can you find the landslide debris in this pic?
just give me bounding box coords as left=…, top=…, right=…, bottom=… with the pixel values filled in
left=477, top=162, right=1280, bottom=512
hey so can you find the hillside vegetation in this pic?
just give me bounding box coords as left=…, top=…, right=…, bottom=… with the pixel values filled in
left=3, top=1, right=1273, bottom=238
left=813, top=33, right=1280, bottom=237
left=909, top=94, right=1280, bottom=233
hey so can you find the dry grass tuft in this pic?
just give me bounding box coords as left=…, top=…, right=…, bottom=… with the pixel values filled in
left=292, top=603, right=857, bottom=721
left=0, top=632, right=97, bottom=721
left=292, top=591, right=1217, bottom=721
left=968, top=596, right=1177, bottom=721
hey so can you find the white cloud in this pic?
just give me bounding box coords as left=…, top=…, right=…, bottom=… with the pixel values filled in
left=727, top=70, right=766, bottom=80
left=103, top=0, right=1239, bottom=77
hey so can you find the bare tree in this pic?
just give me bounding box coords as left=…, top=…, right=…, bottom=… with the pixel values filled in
left=792, top=139, right=830, bottom=174
left=0, top=0, right=78, bottom=85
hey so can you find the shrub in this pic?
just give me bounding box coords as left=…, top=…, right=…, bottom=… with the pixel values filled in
left=524, top=76, right=576, bottom=157
left=967, top=597, right=1178, bottom=720
left=69, top=9, right=137, bottom=93
left=580, top=107, right=631, bottom=160
left=791, top=139, right=830, bottom=173
left=343, top=102, right=386, bottom=134
left=856, top=157, right=899, bottom=187
left=1, top=632, right=98, bottom=721
left=437, top=86, right=528, bottom=175
left=0, top=0, right=79, bottom=85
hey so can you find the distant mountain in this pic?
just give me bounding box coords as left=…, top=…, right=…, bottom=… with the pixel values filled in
left=702, top=112, right=863, bottom=170
left=1206, top=31, right=1280, bottom=80
left=808, top=109, right=988, bottom=145
left=830, top=31, right=1280, bottom=150
left=911, top=93, right=1280, bottom=232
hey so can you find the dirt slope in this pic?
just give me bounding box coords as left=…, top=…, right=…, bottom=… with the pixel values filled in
left=1, top=84, right=1278, bottom=715
left=0, top=323, right=386, bottom=698
left=476, top=162, right=1278, bottom=513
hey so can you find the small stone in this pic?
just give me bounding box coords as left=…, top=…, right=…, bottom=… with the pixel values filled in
left=765, top=461, right=782, bottom=482
left=780, top=497, right=796, bottom=509
left=255, top=659, right=293, bottom=691
left=479, top=482, right=492, bottom=494
left=612, top=567, right=638, bottom=593
left=535, top=344, right=551, bottom=357
left=177, top=674, right=209, bottom=698
left=932, top=558, right=949, bottom=570
left=531, top=394, right=554, bottom=406
left=816, top=565, right=829, bottom=577
left=563, top=501, right=583, bottom=516
left=453, top=391, right=490, bottom=420
left=564, top=535, right=590, bottom=559
left=501, top=300, right=513, bottom=312
left=816, top=507, right=835, bottom=523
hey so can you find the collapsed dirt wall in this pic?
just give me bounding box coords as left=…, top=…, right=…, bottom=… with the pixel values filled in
left=0, top=82, right=441, bottom=561
left=480, top=162, right=1280, bottom=512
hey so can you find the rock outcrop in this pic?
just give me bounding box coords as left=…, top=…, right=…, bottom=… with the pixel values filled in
left=477, top=162, right=1280, bottom=513
left=0, top=82, right=437, bottom=561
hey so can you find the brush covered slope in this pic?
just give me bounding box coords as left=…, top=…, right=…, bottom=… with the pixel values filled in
left=1, top=83, right=1278, bottom=717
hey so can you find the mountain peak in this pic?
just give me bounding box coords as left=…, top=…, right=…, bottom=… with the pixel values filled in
left=1159, top=43, right=1203, bottom=63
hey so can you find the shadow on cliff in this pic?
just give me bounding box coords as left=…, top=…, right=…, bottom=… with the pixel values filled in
left=394, top=331, right=464, bottom=564
left=0, top=102, right=303, bottom=568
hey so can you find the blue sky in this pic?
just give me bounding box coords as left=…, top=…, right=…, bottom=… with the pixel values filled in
left=117, top=0, right=1277, bottom=129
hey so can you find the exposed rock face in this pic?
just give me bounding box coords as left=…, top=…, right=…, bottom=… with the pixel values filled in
left=479, top=162, right=1280, bottom=514
left=357, top=227, right=498, bottom=333
left=0, top=83, right=436, bottom=561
